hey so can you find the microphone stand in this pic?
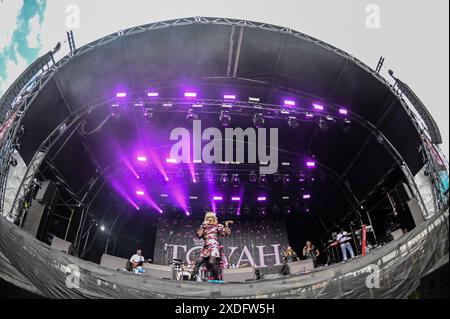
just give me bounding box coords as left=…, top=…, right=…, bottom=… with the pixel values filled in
left=165, top=231, right=173, bottom=266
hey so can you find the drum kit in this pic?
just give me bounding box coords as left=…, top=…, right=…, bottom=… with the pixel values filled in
left=170, top=259, right=193, bottom=281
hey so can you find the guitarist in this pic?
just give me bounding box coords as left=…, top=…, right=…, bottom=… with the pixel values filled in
left=127, top=249, right=150, bottom=271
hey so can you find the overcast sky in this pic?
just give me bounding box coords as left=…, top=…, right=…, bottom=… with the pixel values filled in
left=1, top=0, right=448, bottom=155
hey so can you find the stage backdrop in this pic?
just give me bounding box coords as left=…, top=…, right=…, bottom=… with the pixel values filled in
left=154, top=219, right=289, bottom=273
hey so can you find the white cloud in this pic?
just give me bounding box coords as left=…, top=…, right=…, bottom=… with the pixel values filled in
left=0, top=0, right=23, bottom=53
left=26, top=14, right=42, bottom=48
left=0, top=45, right=27, bottom=95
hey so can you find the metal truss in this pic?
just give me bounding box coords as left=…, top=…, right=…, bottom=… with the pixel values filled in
left=0, top=16, right=444, bottom=227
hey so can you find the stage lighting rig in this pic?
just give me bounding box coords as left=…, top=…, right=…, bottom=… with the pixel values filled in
left=249, top=171, right=258, bottom=183
left=253, top=113, right=265, bottom=128
left=288, top=116, right=299, bottom=129
left=231, top=174, right=240, bottom=187
left=186, top=109, right=198, bottom=120
left=219, top=110, right=231, bottom=127
left=318, top=118, right=328, bottom=132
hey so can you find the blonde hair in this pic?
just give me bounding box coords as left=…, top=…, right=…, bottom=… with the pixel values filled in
left=204, top=212, right=218, bottom=225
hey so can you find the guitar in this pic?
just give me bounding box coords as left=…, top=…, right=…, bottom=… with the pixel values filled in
left=130, top=258, right=152, bottom=269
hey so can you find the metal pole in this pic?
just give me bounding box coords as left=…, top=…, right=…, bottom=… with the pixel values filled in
left=64, top=209, right=74, bottom=240
left=366, top=209, right=378, bottom=244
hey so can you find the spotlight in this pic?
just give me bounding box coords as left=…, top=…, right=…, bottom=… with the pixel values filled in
left=253, top=113, right=265, bottom=128
left=341, top=119, right=351, bottom=132
left=284, top=99, right=296, bottom=107
left=284, top=206, right=291, bottom=214
left=220, top=173, right=229, bottom=186
left=193, top=172, right=199, bottom=183
left=111, top=103, right=120, bottom=119
left=313, top=103, right=324, bottom=111
left=288, top=116, right=299, bottom=129
left=143, top=108, right=154, bottom=121
left=100, top=225, right=106, bottom=231
left=259, top=207, right=267, bottom=215
left=273, top=172, right=282, bottom=182
left=134, top=100, right=144, bottom=108
left=257, top=196, right=267, bottom=202
left=184, top=92, right=197, bottom=98
left=219, top=110, right=231, bottom=127
left=231, top=174, right=240, bottom=187
left=259, top=174, right=268, bottom=184
left=205, top=170, right=214, bottom=182
left=303, top=205, right=312, bottom=214
left=147, top=92, right=159, bottom=97
left=318, top=118, right=328, bottom=132
left=249, top=171, right=258, bottom=183
left=282, top=174, right=291, bottom=184
left=306, top=161, right=316, bottom=168
left=186, top=109, right=198, bottom=120
left=299, top=172, right=307, bottom=183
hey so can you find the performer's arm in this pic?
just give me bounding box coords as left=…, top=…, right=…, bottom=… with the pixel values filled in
left=197, top=224, right=205, bottom=238
left=223, top=221, right=233, bottom=236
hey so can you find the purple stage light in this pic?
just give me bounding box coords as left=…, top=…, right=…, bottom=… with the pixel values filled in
left=147, top=92, right=159, bottom=97
left=185, top=211, right=190, bottom=216
left=116, top=92, right=127, bottom=98
left=284, top=99, right=296, bottom=107
left=137, top=156, right=147, bottom=162
left=166, top=158, right=176, bottom=164
left=303, top=194, right=311, bottom=199
left=306, top=161, right=316, bottom=168
left=313, top=103, right=324, bottom=111
left=165, top=176, right=170, bottom=182
left=305, top=113, right=314, bottom=118
left=224, top=94, right=236, bottom=100
left=339, top=108, right=348, bottom=115
left=213, top=196, right=223, bottom=201
left=136, top=190, right=145, bottom=196
left=257, top=196, right=267, bottom=202
left=231, top=196, right=241, bottom=201
left=184, top=92, right=197, bottom=98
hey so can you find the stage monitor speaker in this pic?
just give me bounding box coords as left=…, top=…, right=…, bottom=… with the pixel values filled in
left=100, top=254, right=128, bottom=270
left=35, top=180, right=57, bottom=204
left=22, top=200, right=46, bottom=238
left=287, top=260, right=315, bottom=275
left=222, top=267, right=256, bottom=282
left=51, top=236, right=76, bottom=255
left=143, top=264, right=174, bottom=280
left=390, top=229, right=404, bottom=241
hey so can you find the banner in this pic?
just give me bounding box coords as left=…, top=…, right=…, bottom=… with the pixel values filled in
left=154, top=219, right=289, bottom=273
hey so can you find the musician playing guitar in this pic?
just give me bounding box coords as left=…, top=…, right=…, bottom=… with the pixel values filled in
left=128, top=249, right=152, bottom=271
